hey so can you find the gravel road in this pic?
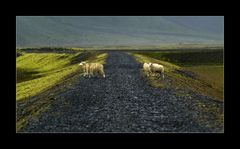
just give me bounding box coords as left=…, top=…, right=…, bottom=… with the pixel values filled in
left=21, top=51, right=223, bottom=132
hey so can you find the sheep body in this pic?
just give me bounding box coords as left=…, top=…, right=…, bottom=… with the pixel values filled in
left=89, top=63, right=105, bottom=78
left=79, top=62, right=105, bottom=78
left=150, top=63, right=164, bottom=78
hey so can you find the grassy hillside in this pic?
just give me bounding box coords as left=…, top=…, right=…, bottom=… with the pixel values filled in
left=17, top=53, right=79, bottom=101
left=16, top=50, right=108, bottom=101
left=129, top=49, right=224, bottom=101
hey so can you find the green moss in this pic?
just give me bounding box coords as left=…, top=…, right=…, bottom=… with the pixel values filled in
left=16, top=118, right=26, bottom=132
left=16, top=102, right=52, bottom=132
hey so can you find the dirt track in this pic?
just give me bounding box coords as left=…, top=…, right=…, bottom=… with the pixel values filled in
left=20, top=51, right=223, bottom=132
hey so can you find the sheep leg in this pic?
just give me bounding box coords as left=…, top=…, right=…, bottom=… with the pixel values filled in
left=148, top=70, right=151, bottom=76
left=102, top=70, right=105, bottom=78
left=148, top=71, right=151, bottom=77
left=88, top=68, right=91, bottom=78
left=84, top=67, right=88, bottom=77
left=85, top=66, right=89, bottom=78
left=90, top=68, right=92, bottom=78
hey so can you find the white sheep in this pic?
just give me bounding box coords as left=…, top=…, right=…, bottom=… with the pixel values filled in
left=79, top=62, right=105, bottom=78
left=143, top=62, right=151, bottom=76
left=79, top=62, right=90, bottom=77
left=89, top=63, right=105, bottom=78
left=149, top=63, right=164, bottom=78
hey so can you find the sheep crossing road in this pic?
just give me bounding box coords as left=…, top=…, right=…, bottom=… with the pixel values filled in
left=22, top=52, right=223, bottom=132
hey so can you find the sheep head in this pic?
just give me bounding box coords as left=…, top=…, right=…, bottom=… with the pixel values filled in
left=79, top=62, right=86, bottom=66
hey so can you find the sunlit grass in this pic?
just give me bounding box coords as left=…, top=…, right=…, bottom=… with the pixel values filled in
left=16, top=51, right=108, bottom=101
left=16, top=53, right=81, bottom=101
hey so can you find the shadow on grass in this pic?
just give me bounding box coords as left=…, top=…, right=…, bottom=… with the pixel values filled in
left=17, top=68, right=44, bottom=83
left=174, top=69, right=197, bottom=79
left=70, top=51, right=100, bottom=65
